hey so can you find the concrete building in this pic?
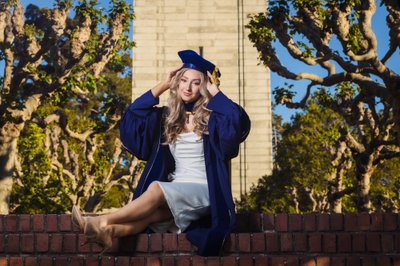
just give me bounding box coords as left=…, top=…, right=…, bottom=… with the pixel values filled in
left=132, top=0, right=272, bottom=199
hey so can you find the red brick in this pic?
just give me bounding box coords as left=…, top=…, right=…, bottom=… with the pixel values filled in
left=239, top=256, right=254, bottom=266
left=280, top=233, right=293, bottom=252
left=161, top=256, right=175, bottom=266
left=238, top=233, right=251, bottom=252
left=149, top=233, right=162, bottom=252
left=70, top=256, right=84, bottom=266
left=46, top=214, right=58, bottom=232
left=25, top=257, right=37, bottom=266
left=5, top=215, right=17, bottom=232
left=382, top=233, right=394, bottom=252
left=59, top=214, right=71, bottom=231
left=271, top=256, right=285, bottom=266
left=395, top=233, right=400, bottom=252
left=252, top=233, right=265, bottom=252
left=130, top=257, right=145, bottom=266
left=101, top=256, right=115, bottom=266
left=301, top=257, right=316, bottom=266
left=347, top=256, right=361, bottom=266
left=9, top=257, right=23, bottom=266
left=222, top=256, right=237, bottom=266
left=337, top=233, right=351, bottom=252
left=147, top=257, right=160, bottom=266
left=322, top=233, right=336, bottom=253
left=50, top=234, right=63, bottom=253
left=117, top=257, right=130, bottom=265
left=330, top=257, right=345, bottom=266
left=118, top=236, right=135, bottom=253
left=358, top=213, right=370, bottom=231
left=0, top=257, right=6, bottom=266
left=135, top=234, right=148, bottom=252
left=207, top=257, right=220, bottom=266
left=53, top=256, right=68, bottom=266
left=344, top=213, right=357, bottom=231
left=192, top=256, right=206, bottom=266
left=384, top=213, right=398, bottom=231
left=0, top=216, right=3, bottom=232
left=366, top=233, right=380, bottom=252
left=255, top=256, right=268, bottom=266
left=19, top=214, right=31, bottom=232
left=361, top=257, right=375, bottom=266
left=163, top=233, right=177, bottom=252
left=370, top=213, right=383, bottom=231
left=78, top=235, right=91, bottom=253
left=304, top=213, right=316, bottom=231
left=262, top=213, right=275, bottom=230
left=235, top=213, right=249, bottom=232
left=86, top=256, right=101, bottom=266
left=6, top=234, right=20, bottom=253
left=224, top=233, right=236, bottom=253
left=32, top=215, right=45, bottom=232
left=0, top=235, right=3, bottom=252
left=289, top=214, right=302, bottom=231
left=178, top=234, right=192, bottom=252
left=37, top=256, right=54, bottom=265
left=352, top=234, right=365, bottom=252
left=177, top=256, right=191, bottom=266
left=286, top=256, right=299, bottom=266
left=294, top=233, right=307, bottom=252
left=249, top=213, right=262, bottom=231
left=21, top=233, right=34, bottom=253
left=376, top=256, right=392, bottom=266
left=330, top=213, right=343, bottom=231
left=36, top=233, right=49, bottom=252
left=276, top=213, right=288, bottom=231
left=308, top=233, right=321, bottom=252
left=392, top=256, right=400, bottom=266
left=317, top=214, right=329, bottom=231
left=63, top=234, right=77, bottom=253
left=266, top=233, right=279, bottom=252
left=316, top=257, right=329, bottom=266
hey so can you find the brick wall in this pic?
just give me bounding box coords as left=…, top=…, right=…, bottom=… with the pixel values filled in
left=1, top=213, right=399, bottom=265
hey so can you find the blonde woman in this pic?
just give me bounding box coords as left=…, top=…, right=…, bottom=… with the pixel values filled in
left=72, top=50, right=251, bottom=256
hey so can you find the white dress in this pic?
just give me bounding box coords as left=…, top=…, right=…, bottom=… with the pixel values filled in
left=149, top=132, right=210, bottom=233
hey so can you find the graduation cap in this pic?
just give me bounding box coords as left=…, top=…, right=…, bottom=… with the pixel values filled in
left=178, top=50, right=221, bottom=85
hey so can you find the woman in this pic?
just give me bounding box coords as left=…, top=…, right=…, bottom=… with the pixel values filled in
left=72, top=50, right=251, bottom=256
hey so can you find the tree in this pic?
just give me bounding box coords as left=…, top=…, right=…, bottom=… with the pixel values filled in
left=0, top=0, right=134, bottom=214
left=247, top=0, right=400, bottom=211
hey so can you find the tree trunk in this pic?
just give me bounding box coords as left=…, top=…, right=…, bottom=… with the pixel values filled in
left=0, top=127, right=18, bottom=214
left=355, top=159, right=375, bottom=212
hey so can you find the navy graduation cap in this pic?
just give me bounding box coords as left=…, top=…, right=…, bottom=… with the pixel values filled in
left=178, top=50, right=221, bottom=80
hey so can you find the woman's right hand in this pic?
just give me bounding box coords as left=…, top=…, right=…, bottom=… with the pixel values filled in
left=151, top=66, right=182, bottom=97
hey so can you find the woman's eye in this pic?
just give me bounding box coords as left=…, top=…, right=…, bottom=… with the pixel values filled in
left=180, top=79, right=187, bottom=82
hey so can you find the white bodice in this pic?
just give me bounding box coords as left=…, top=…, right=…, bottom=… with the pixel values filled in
left=168, top=132, right=207, bottom=183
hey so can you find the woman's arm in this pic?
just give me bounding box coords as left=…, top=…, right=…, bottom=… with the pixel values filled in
left=207, top=91, right=251, bottom=160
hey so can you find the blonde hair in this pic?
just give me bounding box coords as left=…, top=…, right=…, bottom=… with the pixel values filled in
left=163, top=68, right=212, bottom=144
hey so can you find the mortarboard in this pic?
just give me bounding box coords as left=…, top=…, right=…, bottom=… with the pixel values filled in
left=178, top=50, right=221, bottom=83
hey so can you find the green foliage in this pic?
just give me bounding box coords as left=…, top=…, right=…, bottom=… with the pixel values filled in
left=246, top=13, right=275, bottom=45
left=8, top=0, right=135, bottom=214
left=273, top=83, right=296, bottom=104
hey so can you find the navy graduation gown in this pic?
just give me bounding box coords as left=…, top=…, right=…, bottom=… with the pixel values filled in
left=120, top=90, right=251, bottom=256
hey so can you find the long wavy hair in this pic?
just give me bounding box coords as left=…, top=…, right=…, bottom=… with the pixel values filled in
left=163, top=68, right=212, bottom=144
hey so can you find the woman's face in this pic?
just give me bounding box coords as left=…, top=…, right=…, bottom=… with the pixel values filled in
left=178, top=69, right=202, bottom=103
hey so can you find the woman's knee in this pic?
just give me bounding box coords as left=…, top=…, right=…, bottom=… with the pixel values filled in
left=146, top=182, right=165, bottom=204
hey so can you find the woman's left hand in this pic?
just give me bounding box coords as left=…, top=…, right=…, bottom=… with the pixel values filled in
left=206, top=71, right=220, bottom=97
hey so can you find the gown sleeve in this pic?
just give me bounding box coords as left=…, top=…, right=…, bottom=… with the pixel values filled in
left=120, top=90, right=162, bottom=161
left=206, top=91, right=251, bottom=160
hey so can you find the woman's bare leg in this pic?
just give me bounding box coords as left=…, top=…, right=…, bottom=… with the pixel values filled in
left=88, top=182, right=168, bottom=227
left=109, top=205, right=173, bottom=237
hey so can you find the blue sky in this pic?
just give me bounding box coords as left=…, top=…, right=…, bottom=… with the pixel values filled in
left=8, top=1, right=400, bottom=122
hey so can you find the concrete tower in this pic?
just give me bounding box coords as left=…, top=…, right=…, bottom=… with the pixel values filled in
left=132, top=0, right=272, bottom=199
